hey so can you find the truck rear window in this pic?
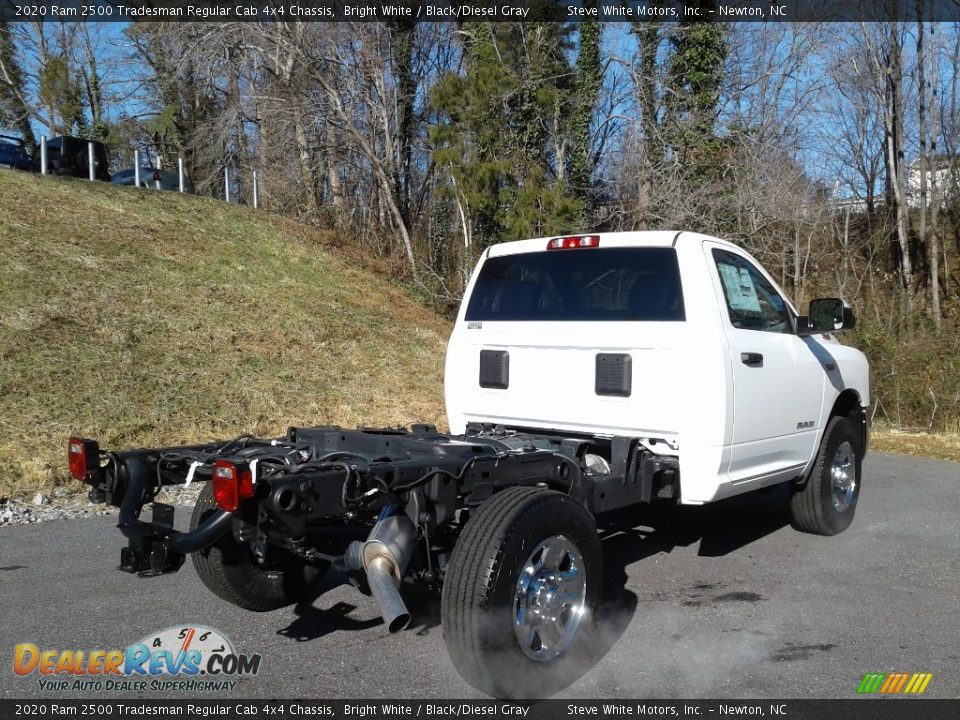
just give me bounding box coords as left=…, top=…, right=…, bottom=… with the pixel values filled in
left=465, top=247, right=685, bottom=321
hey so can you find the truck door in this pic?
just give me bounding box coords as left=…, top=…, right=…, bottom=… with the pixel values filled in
left=706, top=245, right=825, bottom=484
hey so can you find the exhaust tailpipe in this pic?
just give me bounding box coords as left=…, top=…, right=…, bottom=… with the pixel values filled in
left=366, top=555, right=411, bottom=633
left=350, top=507, right=417, bottom=633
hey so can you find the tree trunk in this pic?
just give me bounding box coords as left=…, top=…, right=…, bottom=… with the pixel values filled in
left=926, top=18, right=942, bottom=331
left=227, top=44, right=248, bottom=202
left=293, top=104, right=318, bottom=214
left=883, top=23, right=913, bottom=302
left=916, top=14, right=928, bottom=288
left=79, top=26, right=105, bottom=140
left=633, top=21, right=662, bottom=221
left=388, top=21, right=417, bottom=230
left=0, top=24, right=37, bottom=154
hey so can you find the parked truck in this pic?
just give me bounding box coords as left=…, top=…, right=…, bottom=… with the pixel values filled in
left=69, top=231, right=869, bottom=698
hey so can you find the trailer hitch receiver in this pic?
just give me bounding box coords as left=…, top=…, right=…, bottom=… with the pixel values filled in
left=114, top=458, right=234, bottom=575
left=120, top=535, right=186, bottom=575
left=118, top=502, right=186, bottom=575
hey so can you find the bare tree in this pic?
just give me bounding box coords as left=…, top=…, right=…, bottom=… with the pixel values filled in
left=924, top=17, right=943, bottom=329
left=0, top=23, right=36, bottom=153
left=860, top=21, right=915, bottom=300
left=827, top=37, right=887, bottom=214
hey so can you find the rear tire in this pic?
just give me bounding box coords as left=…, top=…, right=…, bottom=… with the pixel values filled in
left=441, top=487, right=602, bottom=699
left=190, top=483, right=328, bottom=611
left=790, top=416, right=862, bottom=536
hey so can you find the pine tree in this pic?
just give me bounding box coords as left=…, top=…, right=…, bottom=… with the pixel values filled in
left=430, top=15, right=590, bottom=249
left=664, top=2, right=728, bottom=176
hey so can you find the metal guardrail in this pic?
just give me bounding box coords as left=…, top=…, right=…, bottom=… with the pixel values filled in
left=36, top=135, right=260, bottom=208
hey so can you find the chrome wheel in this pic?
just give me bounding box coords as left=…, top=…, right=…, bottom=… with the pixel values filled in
left=830, top=440, right=856, bottom=511
left=513, top=534, right=587, bottom=662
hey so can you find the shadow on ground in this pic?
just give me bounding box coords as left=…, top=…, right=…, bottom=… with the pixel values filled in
left=276, top=486, right=792, bottom=694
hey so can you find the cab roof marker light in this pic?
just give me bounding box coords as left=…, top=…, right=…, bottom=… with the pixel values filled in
left=546, top=235, right=600, bottom=250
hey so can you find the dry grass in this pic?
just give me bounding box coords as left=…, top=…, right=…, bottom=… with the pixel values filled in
left=0, top=171, right=451, bottom=498
left=871, top=429, right=960, bottom=464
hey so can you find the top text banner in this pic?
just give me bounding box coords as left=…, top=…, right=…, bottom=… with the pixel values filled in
left=3, top=0, right=960, bottom=23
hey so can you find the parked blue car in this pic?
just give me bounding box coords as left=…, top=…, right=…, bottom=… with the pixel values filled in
left=0, top=135, right=32, bottom=171
left=111, top=166, right=195, bottom=193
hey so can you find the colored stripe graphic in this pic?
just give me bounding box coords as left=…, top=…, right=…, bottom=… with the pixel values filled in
left=857, top=672, right=932, bottom=694
left=857, top=673, right=886, bottom=693
left=879, top=674, right=898, bottom=693
left=891, top=673, right=909, bottom=693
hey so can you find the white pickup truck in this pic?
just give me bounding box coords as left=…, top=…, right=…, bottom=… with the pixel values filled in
left=74, top=230, right=869, bottom=699
left=447, top=230, right=869, bottom=518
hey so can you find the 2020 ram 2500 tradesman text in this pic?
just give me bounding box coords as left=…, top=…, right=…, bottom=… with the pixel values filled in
left=69, top=231, right=869, bottom=698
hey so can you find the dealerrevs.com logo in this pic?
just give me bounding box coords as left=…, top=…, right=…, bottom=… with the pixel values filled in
left=12, top=624, right=261, bottom=692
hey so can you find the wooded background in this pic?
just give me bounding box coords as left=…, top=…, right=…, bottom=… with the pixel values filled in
left=2, top=10, right=959, bottom=430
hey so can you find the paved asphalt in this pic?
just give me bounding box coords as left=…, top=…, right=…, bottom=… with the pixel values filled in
left=1, top=452, right=957, bottom=700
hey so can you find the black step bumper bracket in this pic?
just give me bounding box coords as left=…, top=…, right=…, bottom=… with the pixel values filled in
left=120, top=535, right=185, bottom=576
left=112, top=458, right=233, bottom=576
left=119, top=502, right=185, bottom=576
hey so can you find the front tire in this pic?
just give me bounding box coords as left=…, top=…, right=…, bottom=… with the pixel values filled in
left=790, top=416, right=862, bottom=535
left=441, top=487, right=602, bottom=699
left=190, top=483, right=328, bottom=611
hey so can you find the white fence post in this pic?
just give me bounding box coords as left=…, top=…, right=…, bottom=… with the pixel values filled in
left=252, top=170, right=259, bottom=209
left=155, top=155, right=162, bottom=190
left=40, top=136, right=47, bottom=175
left=178, top=157, right=185, bottom=193
left=134, top=150, right=141, bottom=187
left=88, top=142, right=95, bottom=181
left=225, top=166, right=231, bottom=203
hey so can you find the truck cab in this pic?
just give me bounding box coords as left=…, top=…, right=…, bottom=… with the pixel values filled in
left=445, top=230, right=870, bottom=506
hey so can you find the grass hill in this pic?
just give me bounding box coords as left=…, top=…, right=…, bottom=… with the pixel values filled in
left=0, top=170, right=451, bottom=497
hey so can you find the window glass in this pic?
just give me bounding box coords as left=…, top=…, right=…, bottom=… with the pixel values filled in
left=465, top=247, right=685, bottom=322
left=713, top=249, right=790, bottom=333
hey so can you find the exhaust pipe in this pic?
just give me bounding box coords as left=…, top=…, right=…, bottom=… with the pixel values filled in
left=367, top=555, right=411, bottom=633
left=349, top=506, right=417, bottom=633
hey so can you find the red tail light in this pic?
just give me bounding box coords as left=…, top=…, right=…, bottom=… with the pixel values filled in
left=68, top=437, right=99, bottom=482
left=547, top=235, right=600, bottom=250
left=212, top=459, right=254, bottom=512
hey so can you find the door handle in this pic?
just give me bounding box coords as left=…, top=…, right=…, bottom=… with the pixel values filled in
left=741, top=352, right=764, bottom=367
